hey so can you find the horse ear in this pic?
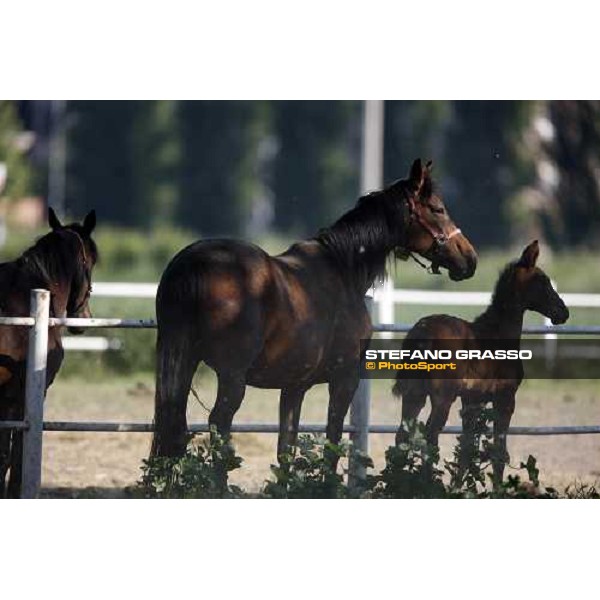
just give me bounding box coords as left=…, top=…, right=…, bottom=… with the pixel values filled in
left=518, top=240, right=540, bottom=268
left=408, top=158, right=425, bottom=193
left=82, top=210, right=96, bottom=236
left=48, top=207, right=62, bottom=231
left=425, top=160, right=433, bottom=172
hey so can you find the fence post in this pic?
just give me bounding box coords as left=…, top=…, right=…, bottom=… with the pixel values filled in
left=349, top=296, right=373, bottom=488
left=21, top=289, right=50, bottom=499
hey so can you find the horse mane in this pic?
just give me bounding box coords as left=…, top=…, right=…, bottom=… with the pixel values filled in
left=16, top=228, right=92, bottom=293
left=473, top=261, right=520, bottom=326
left=315, top=175, right=430, bottom=292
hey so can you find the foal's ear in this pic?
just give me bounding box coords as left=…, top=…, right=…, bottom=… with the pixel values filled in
left=518, top=240, right=540, bottom=269
left=425, top=159, right=433, bottom=172
left=82, top=210, right=97, bottom=236
left=408, top=158, right=425, bottom=193
left=48, top=207, right=63, bottom=231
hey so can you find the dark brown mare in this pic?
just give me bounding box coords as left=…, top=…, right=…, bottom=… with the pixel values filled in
left=393, top=241, right=569, bottom=483
left=151, top=159, right=477, bottom=467
left=0, top=209, right=97, bottom=497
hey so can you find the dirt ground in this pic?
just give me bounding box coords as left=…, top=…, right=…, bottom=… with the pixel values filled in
left=39, top=375, right=600, bottom=498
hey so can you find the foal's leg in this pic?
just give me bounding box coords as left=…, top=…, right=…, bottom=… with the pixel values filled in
left=426, top=391, right=455, bottom=448
left=277, top=386, right=307, bottom=462
left=325, top=369, right=360, bottom=471
left=395, top=389, right=427, bottom=445
left=458, top=395, right=484, bottom=475
left=492, top=392, right=516, bottom=486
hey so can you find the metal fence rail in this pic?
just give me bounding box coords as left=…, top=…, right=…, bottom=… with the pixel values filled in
left=1, top=421, right=597, bottom=436
left=2, top=290, right=600, bottom=498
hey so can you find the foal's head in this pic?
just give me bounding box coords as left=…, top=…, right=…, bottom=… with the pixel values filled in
left=497, top=241, right=569, bottom=325
left=48, top=208, right=98, bottom=333
left=392, top=159, right=477, bottom=281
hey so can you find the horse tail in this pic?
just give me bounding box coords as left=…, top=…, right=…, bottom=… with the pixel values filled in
left=150, top=268, right=200, bottom=458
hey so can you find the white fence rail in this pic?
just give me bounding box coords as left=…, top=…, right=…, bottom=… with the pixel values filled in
left=65, top=280, right=600, bottom=354
left=2, top=289, right=600, bottom=498
left=91, top=280, right=600, bottom=309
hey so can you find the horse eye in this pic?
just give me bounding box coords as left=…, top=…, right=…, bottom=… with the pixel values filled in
left=431, top=207, right=444, bottom=215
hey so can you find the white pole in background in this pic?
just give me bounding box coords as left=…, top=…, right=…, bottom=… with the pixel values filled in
left=21, top=289, right=50, bottom=498
left=349, top=101, right=385, bottom=486
left=360, top=100, right=385, bottom=193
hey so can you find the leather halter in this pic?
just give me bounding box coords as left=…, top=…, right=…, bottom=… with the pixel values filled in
left=407, top=195, right=462, bottom=247
left=405, top=194, right=462, bottom=274
left=64, top=230, right=92, bottom=315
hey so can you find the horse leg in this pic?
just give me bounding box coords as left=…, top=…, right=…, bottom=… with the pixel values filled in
left=151, top=330, right=200, bottom=458
left=0, top=425, right=10, bottom=498
left=325, top=370, right=360, bottom=472
left=0, top=401, right=11, bottom=497
left=425, top=392, right=454, bottom=448
left=206, top=371, right=246, bottom=488
left=420, top=392, right=453, bottom=479
left=492, top=392, right=516, bottom=486
left=7, top=429, right=23, bottom=498
left=395, top=389, right=427, bottom=445
left=208, top=371, right=247, bottom=440
left=458, top=395, right=483, bottom=476
left=277, top=386, right=307, bottom=462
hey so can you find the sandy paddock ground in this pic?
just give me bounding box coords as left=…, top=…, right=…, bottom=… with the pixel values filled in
left=39, top=376, right=600, bottom=497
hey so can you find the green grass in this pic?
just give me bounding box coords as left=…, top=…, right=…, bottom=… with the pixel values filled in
left=390, top=247, right=600, bottom=293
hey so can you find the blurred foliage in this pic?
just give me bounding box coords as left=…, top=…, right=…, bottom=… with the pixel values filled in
left=547, top=101, right=600, bottom=247
left=178, top=100, right=270, bottom=235
left=6, top=99, right=600, bottom=248
left=271, top=101, right=360, bottom=235
left=444, top=101, right=537, bottom=247
left=384, top=101, right=451, bottom=184
left=92, top=225, right=195, bottom=280
left=0, top=101, right=36, bottom=200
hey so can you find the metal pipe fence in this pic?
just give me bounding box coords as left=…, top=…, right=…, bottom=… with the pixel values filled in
left=2, top=290, right=599, bottom=498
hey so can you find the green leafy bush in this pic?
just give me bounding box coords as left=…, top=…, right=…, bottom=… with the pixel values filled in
left=262, top=435, right=372, bottom=499
left=370, top=415, right=561, bottom=499
left=369, top=422, right=446, bottom=499
left=93, top=225, right=195, bottom=281
left=136, top=429, right=245, bottom=499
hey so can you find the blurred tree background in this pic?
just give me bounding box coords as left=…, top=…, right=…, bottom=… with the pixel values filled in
left=2, top=99, right=599, bottom=249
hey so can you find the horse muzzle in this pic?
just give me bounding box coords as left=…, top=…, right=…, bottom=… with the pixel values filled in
left=67, top=308, right=92, bottom=335
left=440, top=250, right=477, bottom=281
left=550, top=304, right=570, bottom=326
